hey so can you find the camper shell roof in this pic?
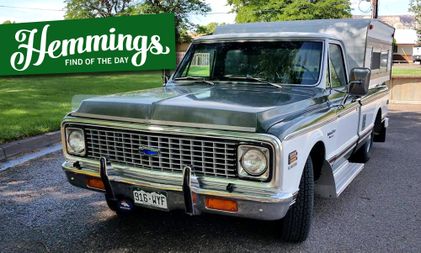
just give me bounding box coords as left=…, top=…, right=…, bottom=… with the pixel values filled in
left=195, top=32, right=340, bottom=42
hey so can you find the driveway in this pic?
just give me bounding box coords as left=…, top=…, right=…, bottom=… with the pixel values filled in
left=0, top=104, right=420, bottom=252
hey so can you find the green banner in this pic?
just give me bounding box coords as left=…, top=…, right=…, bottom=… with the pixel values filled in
left=0, top=13, right=176, bottom=76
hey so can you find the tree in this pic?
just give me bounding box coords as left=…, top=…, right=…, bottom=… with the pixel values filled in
left=2, top=20, right=15, bottom=24
left=64, top=0, right=210, bottom=42
left=64, top=0, right=135, bottom=19
left=132, top=1, right=210, bottom=31
left=409, top=0, right=421, bottom=45
left=227, top=0, right=352, bottom=23
left=195, top=22, right=224, bottom=35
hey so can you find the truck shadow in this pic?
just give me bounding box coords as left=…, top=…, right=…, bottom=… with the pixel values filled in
left=80, top=196, right=335, bottom=251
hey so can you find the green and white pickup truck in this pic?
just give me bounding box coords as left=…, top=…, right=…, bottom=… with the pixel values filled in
left=61, top=19, right=394, bottom=242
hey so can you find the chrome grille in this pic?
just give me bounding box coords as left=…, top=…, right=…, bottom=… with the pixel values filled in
left=83, top=126, right=238, bottom=178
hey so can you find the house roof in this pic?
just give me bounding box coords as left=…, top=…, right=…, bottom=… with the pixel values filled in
left=353, top=15, right=416, bottom=30
left=394, top=29, right=417, bottom=45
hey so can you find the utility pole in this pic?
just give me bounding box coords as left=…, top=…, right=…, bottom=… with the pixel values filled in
left=371, top=0, right=379, bottom=19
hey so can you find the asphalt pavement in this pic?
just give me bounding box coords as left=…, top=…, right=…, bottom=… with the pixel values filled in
left=0, top=104, right=420, bottom=253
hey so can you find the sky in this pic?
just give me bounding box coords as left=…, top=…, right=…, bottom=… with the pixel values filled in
left=0, top=0, right=413, bottom=25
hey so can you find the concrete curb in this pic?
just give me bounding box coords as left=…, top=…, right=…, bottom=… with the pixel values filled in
left=0, top=131, right=61, bottom=162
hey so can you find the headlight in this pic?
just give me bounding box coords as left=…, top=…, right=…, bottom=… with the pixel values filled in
left=238, top=145, right=270, bottom=180
left=66, top=128, right=85, bottom=156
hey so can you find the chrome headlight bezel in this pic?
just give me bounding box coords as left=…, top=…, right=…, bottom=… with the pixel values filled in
left=65, top=127, right=86, bottom=156
left=238, top=145, right=270, bottom=181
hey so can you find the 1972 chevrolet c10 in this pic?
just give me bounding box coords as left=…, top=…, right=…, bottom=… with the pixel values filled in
left=61, top=19, right=394, bottom=242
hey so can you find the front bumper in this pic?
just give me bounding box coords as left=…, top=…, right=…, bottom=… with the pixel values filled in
left=62, top=159, right=296, bottom=221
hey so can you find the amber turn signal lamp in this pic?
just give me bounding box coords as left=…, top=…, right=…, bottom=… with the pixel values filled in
left=86, top=177, right=105, bottom=190
left=205, top=197, right=238, bottom=212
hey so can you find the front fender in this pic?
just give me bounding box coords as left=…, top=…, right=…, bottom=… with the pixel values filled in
left=269, top=121, right=328, bottom=194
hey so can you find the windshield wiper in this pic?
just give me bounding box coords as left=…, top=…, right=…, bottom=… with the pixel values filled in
left=174, top=76, right=214, bottom=86
left=225, top=75, right=283, bottom=88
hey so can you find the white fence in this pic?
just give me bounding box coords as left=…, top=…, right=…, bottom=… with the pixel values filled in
left=191, top=53, right=210, bottom=66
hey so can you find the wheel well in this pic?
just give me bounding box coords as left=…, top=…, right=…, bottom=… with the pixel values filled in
left=374, top=109, right=382, bottom=133
left=309, top=141, right=325, bottom=181
left=376, top=109, right=382, bottom=122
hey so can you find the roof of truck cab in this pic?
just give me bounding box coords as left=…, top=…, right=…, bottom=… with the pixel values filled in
left=194, top=32, right=340, bottom=42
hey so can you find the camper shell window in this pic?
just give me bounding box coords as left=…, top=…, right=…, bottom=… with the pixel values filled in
left=371, top=50, right=389, bottom=72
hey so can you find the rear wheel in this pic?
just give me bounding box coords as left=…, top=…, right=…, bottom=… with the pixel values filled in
left=350, top=130, right=373, bottom=163
left=373, top=114, right=386, bottom=142
left=280, top=157, right=314, bottom=243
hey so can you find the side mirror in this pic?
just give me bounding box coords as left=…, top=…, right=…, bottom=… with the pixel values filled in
left=348, top=68, right=371, bottom=97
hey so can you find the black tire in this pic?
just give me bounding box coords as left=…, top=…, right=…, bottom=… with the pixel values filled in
left=281, top=157, right=314, bottom=243
left=373, top=115, right=386, bottom=142
left=350, top=130, right=373, bottom=163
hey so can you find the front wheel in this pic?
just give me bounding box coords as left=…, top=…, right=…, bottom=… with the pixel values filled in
left=280, top=157, right=314, bottom=243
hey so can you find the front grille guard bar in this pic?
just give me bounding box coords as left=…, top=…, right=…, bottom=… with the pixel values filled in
left=100, top=157, right=117, bottom=204
left=100, top=156, right=198, bottom=215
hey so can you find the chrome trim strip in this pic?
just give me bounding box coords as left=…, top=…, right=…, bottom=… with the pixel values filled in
left=283, top=111, right=336, bottom=141
left=358, top=125, right=374, bottom=144
left=284, top=100, right=360, bottom=141
left=337, top=102, right=359, bottom=118
left=71, top=112, right=256, bottom=133
left=327, top=141, right=357, bottom=164
left=360, top=90, right=389, bottom=105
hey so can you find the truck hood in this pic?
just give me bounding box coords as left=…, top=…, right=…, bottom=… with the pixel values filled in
left=73, top=84, right=326, bottom=132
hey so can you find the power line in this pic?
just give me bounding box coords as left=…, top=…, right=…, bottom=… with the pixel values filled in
left=0, top=5, right=65, bottom=12
left=0, top=5, right=231, bottom=15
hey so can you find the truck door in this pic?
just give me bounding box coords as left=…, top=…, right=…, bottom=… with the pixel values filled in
left=328, top=43, right=360, bottom=165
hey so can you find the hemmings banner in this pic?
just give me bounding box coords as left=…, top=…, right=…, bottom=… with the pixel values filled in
left=0, top=13, right=176, bottom=76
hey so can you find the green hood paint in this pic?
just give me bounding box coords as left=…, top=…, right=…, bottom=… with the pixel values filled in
left=75, top=83, right=328, bottom=133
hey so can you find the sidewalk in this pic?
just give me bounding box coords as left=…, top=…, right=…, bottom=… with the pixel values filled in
left=0, top=131, right=60, bottom=162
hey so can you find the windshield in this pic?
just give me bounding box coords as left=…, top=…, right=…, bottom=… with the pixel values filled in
left=174, top=41, right=323, bottom=85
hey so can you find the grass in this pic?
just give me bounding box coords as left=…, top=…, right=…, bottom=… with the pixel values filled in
left=187, top=66, right=209, bottom=76
left=0, top=72, right=162, bottom=144
left=392, top=64, right=421, bottom=77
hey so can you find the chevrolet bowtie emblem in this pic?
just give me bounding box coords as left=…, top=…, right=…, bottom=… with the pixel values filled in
left=139, top=145, right=159, bottom=157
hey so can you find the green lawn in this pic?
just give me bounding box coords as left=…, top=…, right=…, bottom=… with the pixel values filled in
left=187, top=65, right=210, bottom=76
left=392, top=64, right=421, bottom=77
left=0, top=72, right=161, bottom=144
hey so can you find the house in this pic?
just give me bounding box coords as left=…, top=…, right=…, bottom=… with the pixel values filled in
left=354, top=15, right=418, bottom=63
left=393, top=29, right=418, bottom=63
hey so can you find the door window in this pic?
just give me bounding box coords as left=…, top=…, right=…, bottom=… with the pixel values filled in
left=329, top=44, right=347, bottom=88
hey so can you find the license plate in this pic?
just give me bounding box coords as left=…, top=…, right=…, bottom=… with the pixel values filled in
left=133, top=189, right=168, bottom=210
